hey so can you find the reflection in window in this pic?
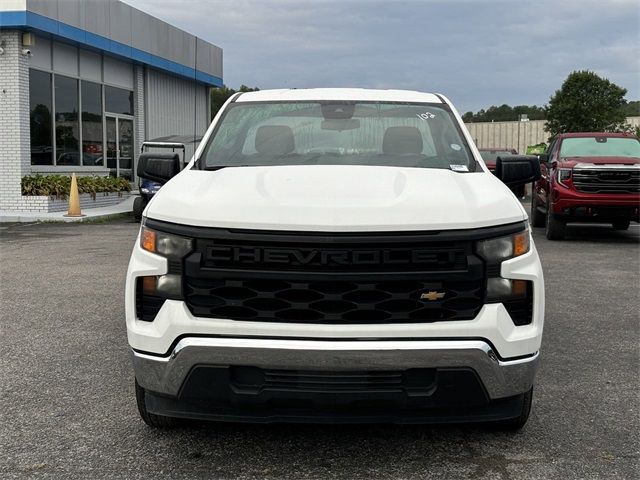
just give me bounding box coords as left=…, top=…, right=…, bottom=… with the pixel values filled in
left=29, top=70, right=53, bottom=165
left=118, top=119, right=134, bottom=181
left=81, top=81, right=103, bottom=166
left=106, top=117, right=117, bottom=176
left=55, top=75, right=80, bottom=165
left=105, top=86, right=133, bottom=115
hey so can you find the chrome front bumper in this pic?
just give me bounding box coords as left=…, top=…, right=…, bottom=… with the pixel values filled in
left=132, top=337, right=538, bottom=400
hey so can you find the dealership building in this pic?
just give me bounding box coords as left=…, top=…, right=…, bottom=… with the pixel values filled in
left=0, top=0, right=223, bottom=213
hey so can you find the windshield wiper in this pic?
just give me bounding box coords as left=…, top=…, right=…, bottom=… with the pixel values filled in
left=203, top=165, right=237, bottom=171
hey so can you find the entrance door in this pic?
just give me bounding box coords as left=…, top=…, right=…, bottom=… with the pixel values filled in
left=105, top=116, right=134, bottom=181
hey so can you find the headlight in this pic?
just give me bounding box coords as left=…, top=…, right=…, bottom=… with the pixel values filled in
left=140, top=274, right=183, bottom=299
left=477, top=228, right=530, bottom=263
left=486, top=278, right=528, bottom=301
left=140, top=187, right=150, bottom=193
left=486, top=278, right=534, bottom=326
left=557, top=168, right=571, bottom=188
left=140, top=226, right=192, bottom=258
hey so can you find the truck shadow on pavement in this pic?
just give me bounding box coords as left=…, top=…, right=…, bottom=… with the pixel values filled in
left=144, top=420, right=539, bottom=479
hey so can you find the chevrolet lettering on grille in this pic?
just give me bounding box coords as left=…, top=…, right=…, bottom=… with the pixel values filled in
left=205, top=246, right=450, bottom=267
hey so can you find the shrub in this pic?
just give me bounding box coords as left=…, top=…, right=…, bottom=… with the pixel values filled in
left=21, top=174, right=131, bottom=200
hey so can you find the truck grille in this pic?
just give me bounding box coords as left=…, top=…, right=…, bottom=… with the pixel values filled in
left=572, top=167, right=640, bottom=194
left=199, top=240, right=468, bottom=272
left=184, top=277, right=483, bottom=323
left=181, top=230, right=486, bottom=324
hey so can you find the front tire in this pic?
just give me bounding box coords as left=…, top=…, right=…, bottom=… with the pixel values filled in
left=135, top=379, right=179, bottom=428
left=545, top=203, right=566, bottom=240
left=530, top=192, right=545, bottom=228
left=612, top=220, right=630, bottom=231
left=133, top=196, right=146, bottom=222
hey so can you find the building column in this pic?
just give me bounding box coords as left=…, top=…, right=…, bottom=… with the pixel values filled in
left=0, top=30, right=31, bottom=210
left=133, top=64, right=145, bottom=176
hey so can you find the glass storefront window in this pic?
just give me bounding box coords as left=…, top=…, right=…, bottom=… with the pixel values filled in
left=105, top=86, right=133, bottom=115
left=28, top=68, right=135, bottom=170
left=29, top=70, right=53, bottom=165
left=55, top=75, right=80, bottom=165
left=81, top=81, right=103, bottom=166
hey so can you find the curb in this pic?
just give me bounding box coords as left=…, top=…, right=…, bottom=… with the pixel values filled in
left=0, top=211, right=134, bottom=224
left=0, top=196, right=137, bottom=224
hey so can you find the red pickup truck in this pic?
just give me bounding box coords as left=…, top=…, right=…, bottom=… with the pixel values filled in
left=531, top=132, right=640, bottom=239
left=478, top=148, right=518, bottom=172
left=478, top=148, right=525, bottom=197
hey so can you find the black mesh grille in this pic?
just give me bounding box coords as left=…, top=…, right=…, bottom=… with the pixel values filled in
left=139, top=220, right=534, bottom=326
left=182, top=230, right=485, bottom=323
left=184, top=277, right=483, bottom=323
left=573, top=168, right=640, bottom=194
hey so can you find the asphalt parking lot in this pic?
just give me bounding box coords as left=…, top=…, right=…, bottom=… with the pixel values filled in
left=1, top=206, right=639, bottom=480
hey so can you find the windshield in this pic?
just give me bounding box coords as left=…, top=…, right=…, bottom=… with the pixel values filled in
left=559, top=137, right=640, bottom=158
left=200, top=101, right=475, bottom=171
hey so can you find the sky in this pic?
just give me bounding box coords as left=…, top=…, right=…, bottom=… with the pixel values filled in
left=125, top=0, right=640, bottom=113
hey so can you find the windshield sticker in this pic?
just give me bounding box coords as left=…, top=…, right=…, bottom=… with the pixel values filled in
left=450, top=164, right=469, bottom=172
left=450, top=143, right=462, bottom=151
left=416, top=112, right=436, bottom=120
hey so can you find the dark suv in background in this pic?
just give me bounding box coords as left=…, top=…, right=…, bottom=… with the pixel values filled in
left=531, top=132, right=640, bottom=239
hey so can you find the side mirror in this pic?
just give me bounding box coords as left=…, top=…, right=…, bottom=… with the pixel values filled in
left=495, top=155, right=541, bottom=186
left=137, top=153, right=180, bottom=184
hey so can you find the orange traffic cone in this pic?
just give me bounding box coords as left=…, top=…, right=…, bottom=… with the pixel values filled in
left=64, top=173, right=85, bottom=217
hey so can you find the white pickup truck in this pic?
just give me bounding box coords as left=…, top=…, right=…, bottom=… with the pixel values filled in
left=126, top=88, right=544, bottom=429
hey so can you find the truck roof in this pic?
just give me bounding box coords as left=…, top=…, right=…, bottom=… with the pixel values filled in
left=235, top=88, right=444, bottom=104
left=555, top=132, right=638, bottom=139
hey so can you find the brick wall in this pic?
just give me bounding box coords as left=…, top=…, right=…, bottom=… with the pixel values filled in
left=0, top=30, right=31, bottom=211
left=20, top=192, right=130, bottom=213
left=0, top=31, right=133, bottom=214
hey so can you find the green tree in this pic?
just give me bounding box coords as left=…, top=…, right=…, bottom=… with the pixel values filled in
left=210, top=85, right=260, bottom=119
left=622, top=100, right=640, bottom=117
left=462, top=104, right=546, bottom=123
left=545, top=70, right=628, bottom=137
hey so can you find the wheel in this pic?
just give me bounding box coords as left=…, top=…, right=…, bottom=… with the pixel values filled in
left=545, top=203, right=566, bottom=240
left=135, top=379, right=179, bottom=428
left=494, top=387, right=533, bottom=431
left=530, top=192, right=545, bottom=228
left=612, top=220, right=630, bottom=231
left=133, top=196, right=146, bottom=222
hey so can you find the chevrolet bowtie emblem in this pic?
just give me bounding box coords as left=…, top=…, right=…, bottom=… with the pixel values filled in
left=420, top=291, right=445, bottom=301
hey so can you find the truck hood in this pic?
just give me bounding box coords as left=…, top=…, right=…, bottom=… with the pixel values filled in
left=559, top=156, right=640, bottom=168
left=145, top=165, right=526, bottom=232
